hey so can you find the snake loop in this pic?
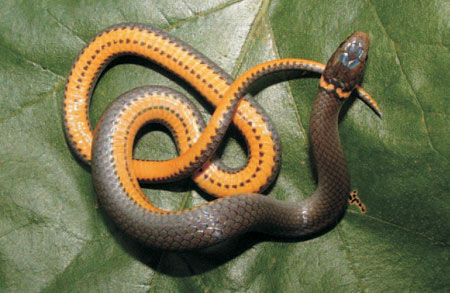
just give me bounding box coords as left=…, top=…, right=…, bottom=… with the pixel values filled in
left=63, top=25, right=379, bottom=250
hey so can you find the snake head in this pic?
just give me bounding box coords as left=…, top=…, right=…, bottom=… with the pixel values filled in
left=321, top=31, right=370, bottom=98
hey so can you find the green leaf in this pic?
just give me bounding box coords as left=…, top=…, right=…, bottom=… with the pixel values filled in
left=1, top=0, right=448, bottom=292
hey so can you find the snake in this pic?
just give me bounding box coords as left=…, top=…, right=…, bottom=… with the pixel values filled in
left=63, top=24, right=379, bottom=250
left=63, top=23, right=282, bottom=197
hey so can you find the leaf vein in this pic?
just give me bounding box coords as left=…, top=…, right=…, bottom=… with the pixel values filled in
left=266, top=7, right=307, bottom=137
left=156, top=7, right=172, bottom=26
left=231, top=0, right=269, bottom=77
left=45, top=8, right=86, bottom=45
left=362, top=213, right=450, bottom=246
left=367, top=0, right=448, bottom=161
left=0, top=80, right=65, bottom=124
left=165, top=0, right=244, bottom=30
left=336, top=227, right=367, bottom=289
left=180, top=0, right=195, bottom=16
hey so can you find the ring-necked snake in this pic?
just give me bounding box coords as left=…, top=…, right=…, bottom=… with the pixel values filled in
left=63, top=24, right=379, bottom=250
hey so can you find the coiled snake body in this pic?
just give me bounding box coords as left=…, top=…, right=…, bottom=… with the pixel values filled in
left=64, top=24, right=377, bottom=250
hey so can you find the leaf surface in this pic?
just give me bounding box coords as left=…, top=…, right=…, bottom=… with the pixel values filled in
left=0, top=0, right=448, bottom=292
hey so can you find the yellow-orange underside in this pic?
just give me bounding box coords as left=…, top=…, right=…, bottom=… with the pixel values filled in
left=64, top=26, right=279, bottom=198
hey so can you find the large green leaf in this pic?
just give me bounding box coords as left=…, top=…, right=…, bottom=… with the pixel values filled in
left=1, top=0, right=448, bottom=291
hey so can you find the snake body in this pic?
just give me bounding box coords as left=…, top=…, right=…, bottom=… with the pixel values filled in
left=63, top=23, right=282, bottom=197
left=64, top=24, right=374, bottom=250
